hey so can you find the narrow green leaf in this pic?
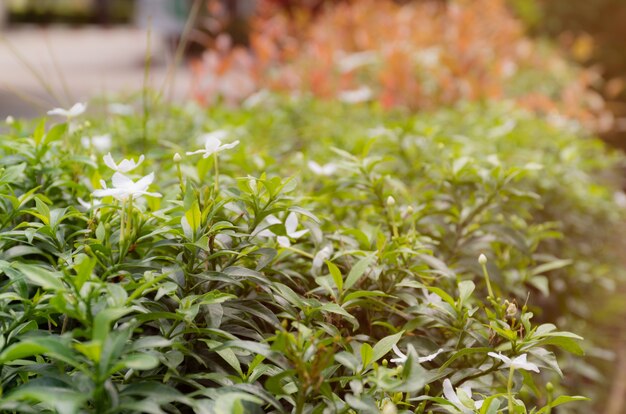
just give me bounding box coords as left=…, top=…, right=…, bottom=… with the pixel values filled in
left=344, top=254, right=375, bottom=291
left=372, top=331, right=404, bottom=362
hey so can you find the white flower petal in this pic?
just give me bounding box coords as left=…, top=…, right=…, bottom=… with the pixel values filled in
left=200, top=130, right=229, bottom=144
left=289, top=229, right=309, bottom=239
left=69, top=102, right=87, bottom=117
left=103, top=153, right=117, bottom=170
left=91, top=134, right=112, bottom=152
left=92, top=188, right=124, bottom=198
left=277, top=236, right=291, bottom=248
left=134, top=172, right=155, bottom=189
left=203, top=136, right=223, bottom=154
left=265, top=215, right=282, bottom=225
left=488, top=352, right=511, bottom=365
left=443, top=379, right=462, bottom=406
left=48, top=102, right=86, bottom=118
left=312, top=244, right=333, bottom=272
left=392, top=344, right=407, bottom=362
left=47, top=108, right=68, bottom=116
left=255, top=229, right=275, bottom=238
left=220, top=140, right=239, bottom=150
left=111, top=172, right=134, bottom=188
left=417, top=348, right=444, bottom=363
left=511, top=354, right=540, bottom=372
left=285, top=212, right=299, bottom=235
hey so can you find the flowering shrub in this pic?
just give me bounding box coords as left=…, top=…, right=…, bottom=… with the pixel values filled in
left=192, top=0, right=612, bottom=131
left=0, top=97, right=623, bottom=412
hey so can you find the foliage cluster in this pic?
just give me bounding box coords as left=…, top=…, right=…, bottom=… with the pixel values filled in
left=0, top=98, right=624, bottom=413
left=191, top=0, right=611, bottom=132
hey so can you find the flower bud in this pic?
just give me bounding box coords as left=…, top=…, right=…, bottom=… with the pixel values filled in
left=173, top=153, right=182, bottom=163
left=478, top=253, right=487, bottom=265
left=381, top=399, right=398, bottom=414
left=546, top=382, right=554, bottom=393
left=386, top=195, right=396, bottom=206
left=506, top=301, right=518, bottom=318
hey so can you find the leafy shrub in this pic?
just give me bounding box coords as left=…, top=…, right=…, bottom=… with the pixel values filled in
left=191, top=0, right=611, bottom=132
left=0, top=97, right=623, bottom=413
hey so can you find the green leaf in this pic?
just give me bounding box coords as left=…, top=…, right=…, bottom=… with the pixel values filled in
left=93, top=308, right=133, bottom=343
left=535, top=396, right=590, bottom=414
left=344, top=254, right=375, bottom=291
left=327, top=260, right=343, bottom=293
left=458, top=280, right=475, bottom=307
left=13, top=263, right=65, bottom=291
left=440, top=347, right=492, bottom=370
left=44, top=123, right=68, bottom=144
left=214, top=392, right=263, bottom=414
left=372, top=331, right=404, bottom=362
left=32, top=118, right=46, bottom=145
left=121, top=353, right=160, bottom=370
left=0, top=336, right=81, bottom=368
left=6, top=386, right=88, bottom=414
left=361, top=343, right=374, bottom=368
left=534, top=335, right=584, bottom=356
left=530, top=259, right=572, bottom=276
left=319, top=303, right=359, bottom=328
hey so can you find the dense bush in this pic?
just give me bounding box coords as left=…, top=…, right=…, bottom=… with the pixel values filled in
left=0, top=97, right=623, bottom=413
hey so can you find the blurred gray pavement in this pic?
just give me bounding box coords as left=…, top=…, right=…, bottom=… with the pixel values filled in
left=0, top=26, right=192, bottom=118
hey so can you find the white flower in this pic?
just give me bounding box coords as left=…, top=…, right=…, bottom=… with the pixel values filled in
left=442, top=378, right=484, bottom=414
left=338, top=86, right=373, bottom=104
left=276, top=212, right=308, bottom=247
left=254, top=214, right=282, bottom=238
left=103, top=153, right=145, bottom=173
left=336, top=50, right=378, bottom=73
left=487, top=352, right=540, bottom=373
left=81, top=134, right=112, bottom=152
left=77, top=197, right=102, bottom=210
left=312, top=244, right=334, bottom=274
left=390, top=344, right=444, bottom=365
left=92, top=172, right=162, bottom=201
left=107, top=103, right=134, bottom=116
left=255, top=213, right=308, bottom=247
left=5, top=116, right=15, bottom=125
left=423, top=289, right=443, bottom=307
left=187, top=131, right=239, bottom=158
left=48, top=102, right=87, bottom=118
left=307, top=161, right=338, bottom=176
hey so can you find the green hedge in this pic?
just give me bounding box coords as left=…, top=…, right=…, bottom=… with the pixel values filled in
left=0, top=97, right=623, bottom=413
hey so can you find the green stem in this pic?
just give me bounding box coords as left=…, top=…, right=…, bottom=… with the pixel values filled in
left=213, top=152, right=219, bottom=195
left=176, top=162, right=185, bottom=195
left=481, top=262, right=495, bottom=300
left=283, top=245, right=315, bottom=259
left=507, top=366, right=516, bottom=413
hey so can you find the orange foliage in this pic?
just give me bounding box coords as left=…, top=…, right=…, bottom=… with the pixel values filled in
left=191, top=0, right=610, bottom=130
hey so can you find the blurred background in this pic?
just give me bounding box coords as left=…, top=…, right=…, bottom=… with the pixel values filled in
left=1, top=1, right=626, bottom=412
left=1, top=0, right=625, bottom=146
